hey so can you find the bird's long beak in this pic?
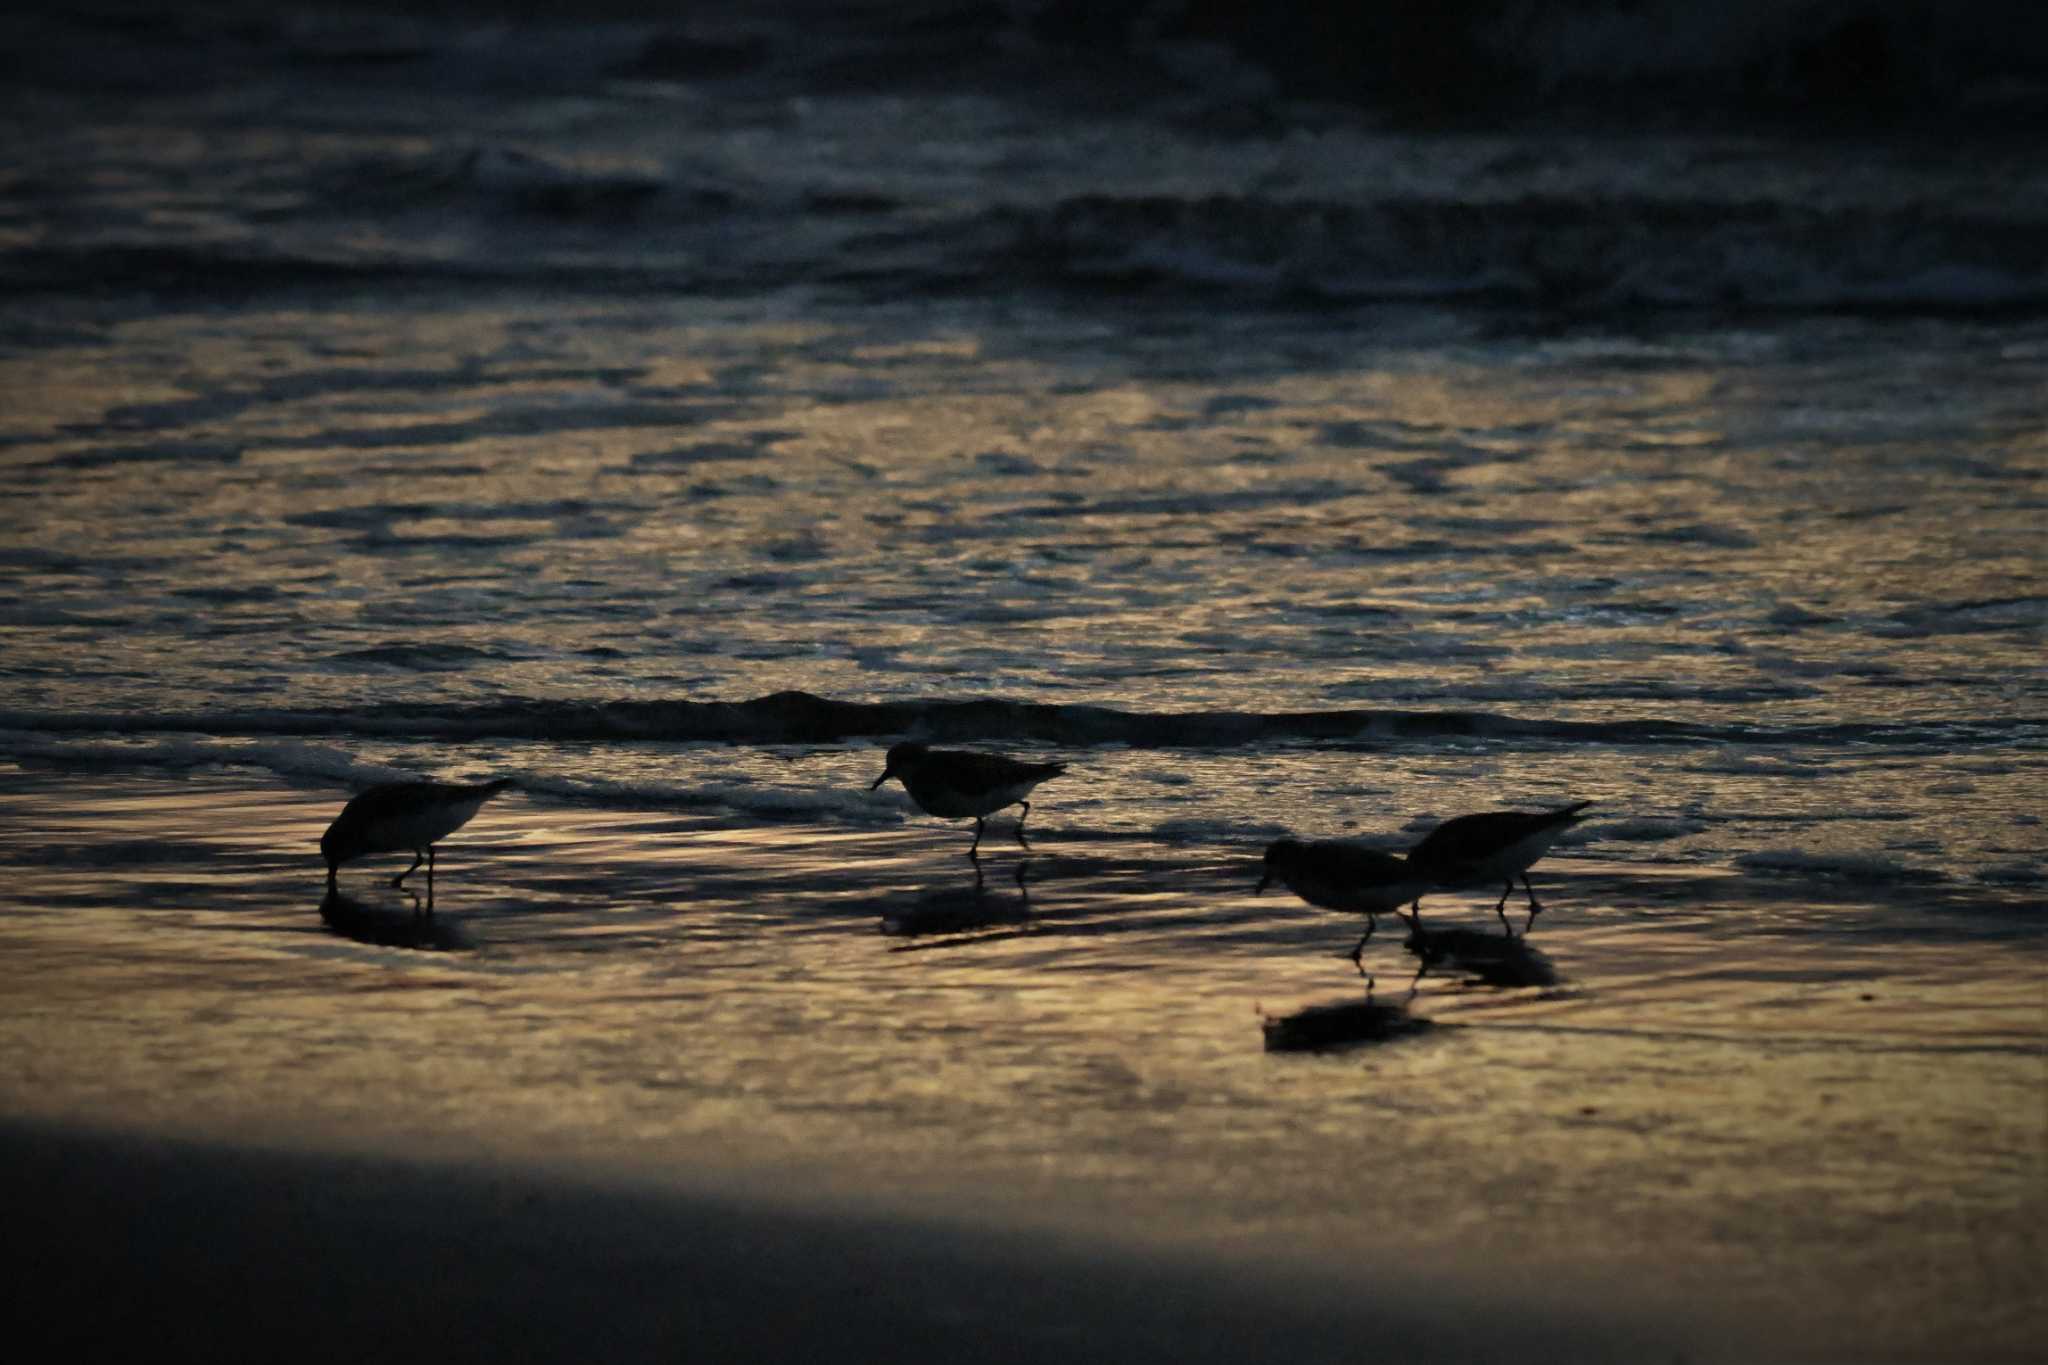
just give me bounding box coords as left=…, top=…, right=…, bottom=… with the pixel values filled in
left=869, top=765, right=894, bottom=792
left=1255, top=870, right=1271, bottom=894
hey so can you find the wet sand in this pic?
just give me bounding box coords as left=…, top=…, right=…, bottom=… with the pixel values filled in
left=1, top=767, right=2042, bottom=1361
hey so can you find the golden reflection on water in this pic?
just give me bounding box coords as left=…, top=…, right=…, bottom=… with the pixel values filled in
left=9, top=299, right=2042, bottom=730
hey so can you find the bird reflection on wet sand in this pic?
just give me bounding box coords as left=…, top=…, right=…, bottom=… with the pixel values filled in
left=1402, top=925, right=1557, bottom=994
left=319, top=886, right=472, bottom=952
left=1265, top=916, right=1565, bottom=1051
left=879, top=858, right=1033, bottom=944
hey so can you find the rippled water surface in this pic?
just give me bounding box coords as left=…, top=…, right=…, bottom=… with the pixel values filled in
left=6, top=298, right=2043, bottom=888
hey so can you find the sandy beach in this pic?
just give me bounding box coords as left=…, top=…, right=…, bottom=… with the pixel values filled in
left=3, top=768, right=2042, bottom=1362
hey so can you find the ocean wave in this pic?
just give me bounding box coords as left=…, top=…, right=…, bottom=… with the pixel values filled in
left=1085, top=0, right=2048, bottom=123
left=1589, top=817, right=1711, bottom=844
left=504, top=768, right=910, bottom=827
left=1151, top=816, right=1294, bottom=847
left=11, top=191, right=2046, bottom=319
left=962, top=193, right=2048, bottom=316
left=1735, top=848, right=1945, bottom=884
left=0, top=729, right=899, bottom=829
left=1972, top=861, right=2045, bottom=886
left=0, top=732, right=417, bottom=788
left=327, top=643, right=515, bottom=672
left=1, top=691, right=2036, bottom=755
left=1874, top=595, right=2048, bottom=638
left=327, top=143, right=717, bottom=223
left=0, top=243, right=633, bottom=299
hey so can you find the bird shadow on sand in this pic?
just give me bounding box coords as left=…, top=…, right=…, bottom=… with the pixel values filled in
left=878, top=857, right=1036, bottom=948
left=1260, top=994, right=1433, bottom=1052
left=319, top=886, right=473, bottom=952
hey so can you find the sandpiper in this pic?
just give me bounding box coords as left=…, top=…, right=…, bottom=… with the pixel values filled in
left=1404, top=800, right=1593, bottom=935
left=869, top=742, right=1066, bottom=856
left=321, top=777, right=516, bottom=891
left=1257, top=838, right=1431, bottom=977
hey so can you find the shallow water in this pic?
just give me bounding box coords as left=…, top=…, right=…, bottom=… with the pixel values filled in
left=2, top=4, right=2045, bottom=1356
left=6, top=296, right=2044, bottom=889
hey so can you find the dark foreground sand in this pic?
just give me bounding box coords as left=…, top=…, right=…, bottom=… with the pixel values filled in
left=7, top=1120, right=1713, bottom=1365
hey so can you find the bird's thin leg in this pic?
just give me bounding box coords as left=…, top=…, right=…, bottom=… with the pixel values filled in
left=1014, top=800, right=1034, bottom=850
left=1494, top=880, right=1515, bottom=936
left=393, top=850, right=425, bottom=888
left=968, top=817, right=985, bottom=858
left=1348, top=922, right=1374, bottom=976
left=1407, top=957, right=1429, bottom=999
left=1522, top=874, right=1544, bottom=935
left=1405, top=899, right=1424, bottom=932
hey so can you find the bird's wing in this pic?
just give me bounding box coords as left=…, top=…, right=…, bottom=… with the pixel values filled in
left=937, top=750, right=1064, bottom=793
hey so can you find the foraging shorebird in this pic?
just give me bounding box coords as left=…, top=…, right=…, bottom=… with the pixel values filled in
left=321, top=778, right=516, bottom=891
left=1405, top=800, right=1593, bottom=935
left=1258, top=838, right=1431, bottom=977
left=869, top=742, right=1066, bottom=856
